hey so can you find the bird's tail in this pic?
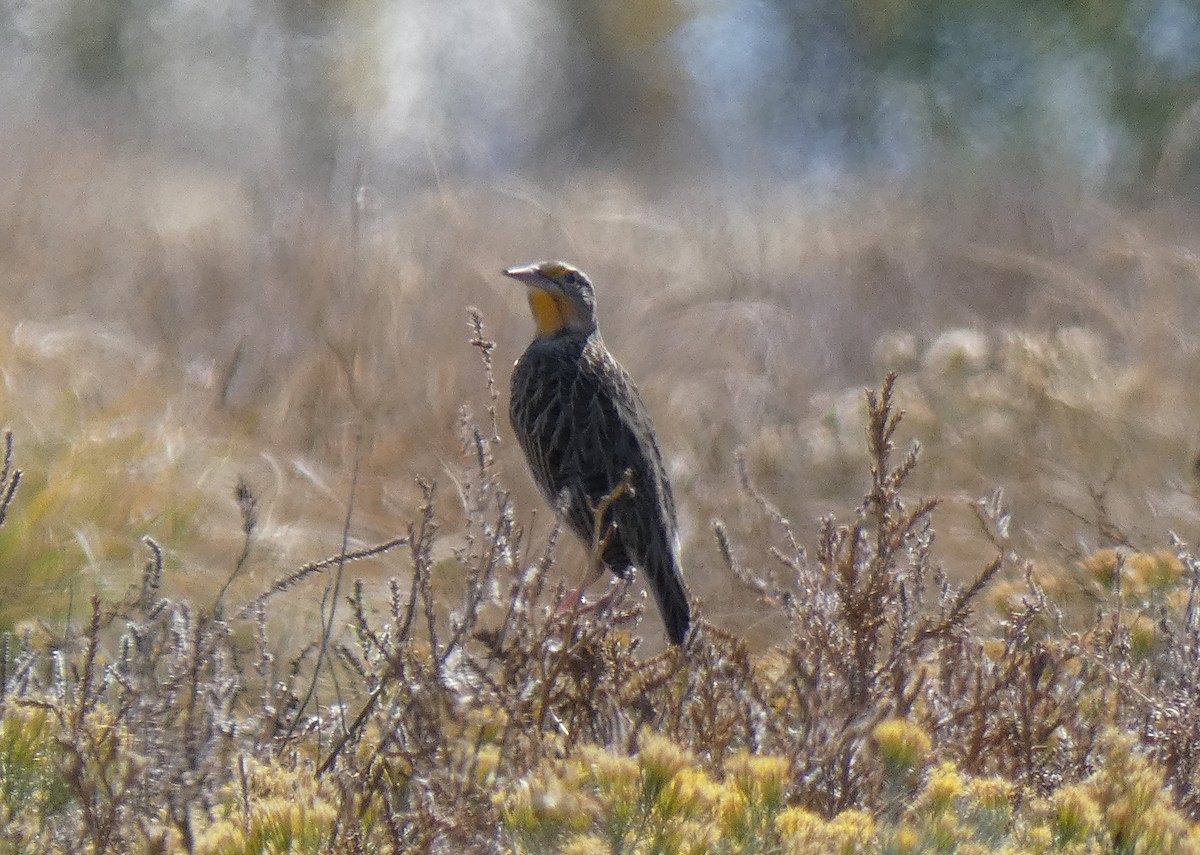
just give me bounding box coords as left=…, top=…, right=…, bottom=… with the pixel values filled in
left=646, top=547, right=691, bottom=645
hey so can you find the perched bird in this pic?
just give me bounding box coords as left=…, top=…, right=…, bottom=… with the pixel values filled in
left=504, top=260, right=691, bottom=645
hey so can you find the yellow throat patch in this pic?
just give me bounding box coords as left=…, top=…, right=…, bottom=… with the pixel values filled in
left=528, top=288, right=567, bottom=336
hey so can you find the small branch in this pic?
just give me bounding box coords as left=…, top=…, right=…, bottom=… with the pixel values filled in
left=214, top=480, right=258, bottom=617
left=282, top=432, right=364, bottom=750
left=235, top=536, right=407, bottom=620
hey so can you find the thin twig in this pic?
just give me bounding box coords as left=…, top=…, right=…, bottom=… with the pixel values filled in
left=214, top=480, right=257, bottom=618
left=234, top=536, right=408, bottom=620
left=282, top=431, right=364, bottom=750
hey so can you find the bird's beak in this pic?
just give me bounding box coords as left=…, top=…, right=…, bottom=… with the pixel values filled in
left=502, top=263, right=541, bottom=284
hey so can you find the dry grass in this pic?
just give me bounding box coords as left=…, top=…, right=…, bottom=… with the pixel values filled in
left=2, top=126, right=1198, bottom=644
left=1, top=126, right=1200, bottom=850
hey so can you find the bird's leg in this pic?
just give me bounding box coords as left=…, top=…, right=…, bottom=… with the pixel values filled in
left=572, top=573, right=633, bottom=615
left=555, top=518, right=620, bottom=617
left=554, top=537, right=612, bottom=616
left=556, top=471, right=634, bottom=617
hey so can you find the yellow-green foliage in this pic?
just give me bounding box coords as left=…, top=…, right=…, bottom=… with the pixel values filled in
left=1078, top=549, right=1185, bottom=600
left=195, top=759, right=339, bottom=855
left=499, top=730, right=1200, bottom=855
left=500, top=728, right=806, bottom=854
left=1015, top=735, right=1200, bottom=855
left=0, top=704, right=72, bottom=847
left=499, top=727, right=881, bottom=854
left=501, top=727, right=883, bottom=854
left=888, top=737, right=1200, bottom=855
left=885, top=762, right=1018, bottom=854
left=873, top=718, right=932, bottom=781
left=14, top=703, right=1196, bottom=855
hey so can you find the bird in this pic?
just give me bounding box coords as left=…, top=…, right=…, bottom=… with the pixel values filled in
left=503, top=260, right=691, bottom=645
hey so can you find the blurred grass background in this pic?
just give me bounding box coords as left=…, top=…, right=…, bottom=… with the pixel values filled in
left=0, top=0, right=1198, bottom=647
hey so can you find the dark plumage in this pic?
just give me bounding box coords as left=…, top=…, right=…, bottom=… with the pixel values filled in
left=504, top=261, right=691, bottom=644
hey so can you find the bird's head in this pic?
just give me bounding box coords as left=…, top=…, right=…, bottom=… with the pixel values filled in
left=503, top=260, right=597, bottom=338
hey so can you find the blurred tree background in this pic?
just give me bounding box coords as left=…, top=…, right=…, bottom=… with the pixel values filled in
left=6, top=0, right=1198, bottom=194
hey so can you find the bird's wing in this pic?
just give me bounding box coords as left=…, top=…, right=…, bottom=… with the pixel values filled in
left=510, top=336, right=690, bottom=643
left=510, top=338, right=675, bottom=560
